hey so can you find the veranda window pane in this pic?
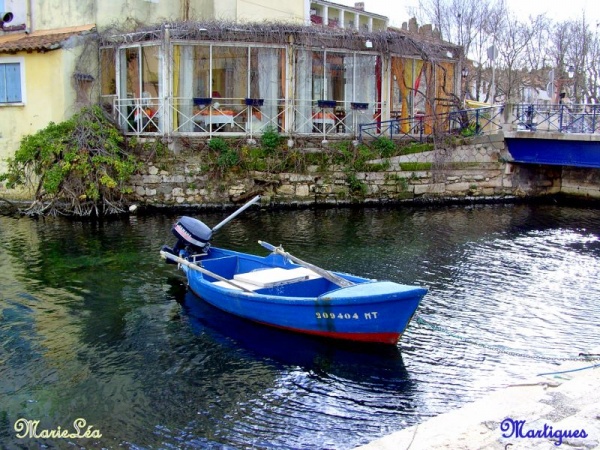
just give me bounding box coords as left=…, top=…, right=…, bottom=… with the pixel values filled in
left=312, top=51, right=324, bottom=100
left=141, top=45, right=160, bottom=100
left=212, top=46, right=247, bottom=101
left=173, top=44, right=209, bottom=132
left=100, top=48, right=116, bottom=96
left=325, top=52, right=344, bottom=102
left=249, top=47, right=284, bottom=130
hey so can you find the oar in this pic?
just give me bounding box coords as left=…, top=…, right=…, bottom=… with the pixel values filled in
left=258, top=240, right=355, bottom=288
left=160, top=250, right=256, bottom=293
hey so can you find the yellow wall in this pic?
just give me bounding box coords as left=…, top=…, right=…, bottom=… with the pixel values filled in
left=235, top=0, right=305, bottom=23
left=0, top=49, right=80, bottom=172
left=31, top=0, right=193, bottom=32
left=28, top=0, right=305, bottom=32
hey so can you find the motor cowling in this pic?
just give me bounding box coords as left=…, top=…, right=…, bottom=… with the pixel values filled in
left=162, top=216, right=213, bottom=262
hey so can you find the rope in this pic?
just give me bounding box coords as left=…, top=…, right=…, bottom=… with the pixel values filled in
left=537, top=363, right=600, bottom=377
left=414, top=316, right=600, bottom=363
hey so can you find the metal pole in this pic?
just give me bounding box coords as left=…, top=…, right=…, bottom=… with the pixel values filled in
left=211, top=195, right=261, bottom=233
left=559, top=104, right=564, bottom=132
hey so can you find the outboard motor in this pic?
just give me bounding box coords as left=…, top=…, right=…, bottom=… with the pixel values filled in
left=161, top=195, right=261, bottom=265
left=161, top=216, right=213, bottom=263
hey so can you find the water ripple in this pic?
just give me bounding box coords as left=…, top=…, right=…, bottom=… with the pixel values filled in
left=1, top=204, right=600, bottom=449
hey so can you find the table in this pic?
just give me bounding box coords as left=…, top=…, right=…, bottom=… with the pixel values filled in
left=312, top=112, right=336, bottom=133
left=193, top=110, right=236, bottom=131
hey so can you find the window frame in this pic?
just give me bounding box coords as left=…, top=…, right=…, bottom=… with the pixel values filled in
left=0, top=56, right=26, bottom=105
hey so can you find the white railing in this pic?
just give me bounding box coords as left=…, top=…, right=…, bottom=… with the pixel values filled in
left=113, top=96, right=164, bottom=134
left=171, top=97, right=287, bottom=137
left=288, top=99, right=383, bottom=137
left=113, top=96, right=383, bottom=138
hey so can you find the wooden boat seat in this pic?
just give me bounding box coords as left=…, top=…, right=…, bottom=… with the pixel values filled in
left=213, top=267, right=321, bottom=290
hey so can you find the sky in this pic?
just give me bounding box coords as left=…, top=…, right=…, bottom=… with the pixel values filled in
left=333, top=0, right=600, bottom=28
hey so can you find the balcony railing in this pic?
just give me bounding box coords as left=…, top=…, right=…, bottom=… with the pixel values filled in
left=359, top=106, right=505, bottom=141
left=113, top=96, right=383, bottom=138
left=113, top=96, right=164, bottom=134
left=512, top=103, right=600, bottom=134
left=289, top=100, right=382, bottom=137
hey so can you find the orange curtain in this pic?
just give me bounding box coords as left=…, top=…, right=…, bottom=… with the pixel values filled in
left=390, top=57, right=413, bottom=133
left=423, top=63, right=433, bottom=134
left=436, top=62, right=455, bottom=115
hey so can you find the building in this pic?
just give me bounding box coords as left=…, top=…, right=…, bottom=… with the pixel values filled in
left=309, top=0, right=388, bottom=31
left=0, top=0, right=461, bottom=171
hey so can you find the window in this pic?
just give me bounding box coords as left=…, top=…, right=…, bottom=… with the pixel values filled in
left=100, top=47, right=116, bottom=97
left=171, top=43, right=286, bottom=132
left=0, top=58, right=24, bottom=104
left=116, top=45, right=161, bottom=132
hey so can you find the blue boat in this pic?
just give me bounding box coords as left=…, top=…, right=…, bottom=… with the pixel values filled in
left=161, top=197, right=427, bottom=345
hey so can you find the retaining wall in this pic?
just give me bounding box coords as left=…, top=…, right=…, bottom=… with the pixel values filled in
left=128, top=134, right=565, bottom=207
left=2, top=134, right=595, bottom=209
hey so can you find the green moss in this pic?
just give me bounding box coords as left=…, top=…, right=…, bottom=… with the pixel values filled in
left=400, top=142, right=435, bottom=155
left=399, top=162, right=432, bottom=171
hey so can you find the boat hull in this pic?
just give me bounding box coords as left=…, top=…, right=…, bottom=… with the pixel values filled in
left=180, top=247, right=426, bottom=345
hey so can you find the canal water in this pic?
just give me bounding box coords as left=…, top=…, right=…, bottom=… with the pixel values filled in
left=1, top=203, right=599, bottom=449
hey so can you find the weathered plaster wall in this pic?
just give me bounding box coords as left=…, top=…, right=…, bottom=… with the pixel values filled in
left=0, top=49, right=78, bottom=173
left=26, top=0, right=304, bottom=33
left=30, top=0, right=196, bottom=31
left=234, top=0, right=305, bottom=24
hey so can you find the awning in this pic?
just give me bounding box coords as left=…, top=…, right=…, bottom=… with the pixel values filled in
left=465, top=100, right=492, bottom=109
left=0, top=24, right=95, bottom=54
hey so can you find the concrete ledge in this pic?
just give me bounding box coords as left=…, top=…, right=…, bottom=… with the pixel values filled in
left=355, top=362, right=600, bottom=450
left=504, top=130, right=600, bottom=142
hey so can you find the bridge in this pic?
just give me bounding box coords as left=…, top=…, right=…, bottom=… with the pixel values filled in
left=359, top=103, right=600, bottom=169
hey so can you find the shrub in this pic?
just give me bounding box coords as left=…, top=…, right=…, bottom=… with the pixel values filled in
left=260, top=126, right=282, bottom=153
left=0, top=106, right=140, bottom=216
left=208, top=138, right=239, bottom=169
left=372, top=136, right=396, bottom=158
left=346, top=172, right=367, bottom=195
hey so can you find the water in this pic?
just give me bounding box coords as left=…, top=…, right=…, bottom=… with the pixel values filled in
left=1, top=203, right=599, bottom=449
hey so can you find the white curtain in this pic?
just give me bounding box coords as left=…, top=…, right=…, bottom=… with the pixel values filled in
left=355, top=54, right=377, bottom=126
left=295, top=50, right=312, bottom=133
left=355, top=55, right=376, bottom=103
left=178, top=46, right=194, bottom=132
left=258, top=48, right=279, bottom=128
left=344, top=54, right=354, bottom=105
left=118, top=48, right=131, bottom=131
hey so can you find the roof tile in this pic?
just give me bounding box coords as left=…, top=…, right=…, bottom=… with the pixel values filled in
left=0, top=24, right=95, bottom=54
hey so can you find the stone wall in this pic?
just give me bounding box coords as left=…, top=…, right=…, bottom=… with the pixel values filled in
left=0, top=133, right=588, bottom=210
left=127, top=134, right=563, bottom=207
left=561, top=167, right=600, bottom=198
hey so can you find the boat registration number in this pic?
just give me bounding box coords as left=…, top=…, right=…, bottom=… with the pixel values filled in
left=315, top=311, right=378, bottom=320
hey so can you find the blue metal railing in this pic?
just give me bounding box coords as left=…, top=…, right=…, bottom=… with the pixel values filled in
left=359, top=106, right=505, bottom=141
left=512, top=103, right=600, bottom=134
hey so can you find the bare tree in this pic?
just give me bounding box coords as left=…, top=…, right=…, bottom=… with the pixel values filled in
left=493, top=11, right=541, bottom=103
left=417, top=0, right=506, bottom=102
left=584, top=26, right=600, bottom=103
left=524, top=15, right=552, bottom=72
left=418, top=0, right=600, bottom=106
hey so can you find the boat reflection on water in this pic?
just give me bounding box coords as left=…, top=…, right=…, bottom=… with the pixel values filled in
left=174, top=288, right=413, bottom=390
